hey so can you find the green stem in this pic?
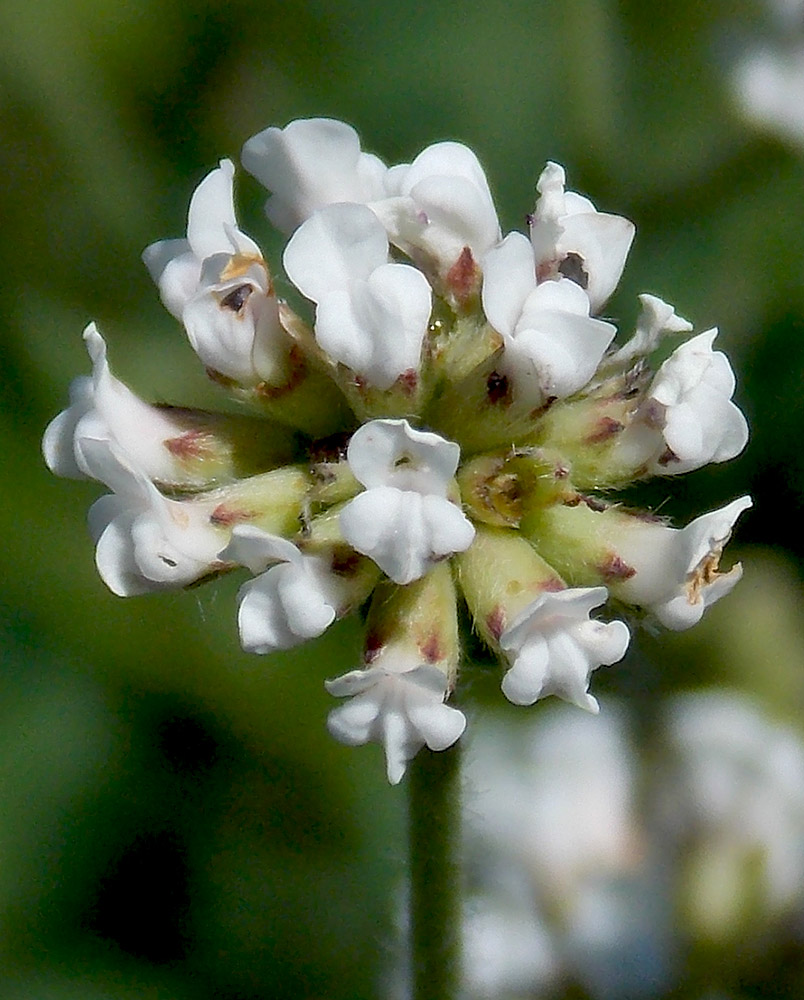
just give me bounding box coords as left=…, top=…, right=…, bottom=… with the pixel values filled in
left=408, top=741, right=462, bottom=1000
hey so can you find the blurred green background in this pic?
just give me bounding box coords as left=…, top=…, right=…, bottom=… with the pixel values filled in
left=2, top=0, right=804, bottom=997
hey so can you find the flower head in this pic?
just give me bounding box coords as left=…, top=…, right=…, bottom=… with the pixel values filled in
left=44, top=117, right=750, bottom=782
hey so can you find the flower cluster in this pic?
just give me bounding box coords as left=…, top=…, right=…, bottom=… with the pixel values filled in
left=44, top=118, right=750, bottom=783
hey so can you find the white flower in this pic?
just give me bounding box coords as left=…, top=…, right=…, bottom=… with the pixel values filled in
left=605, top=293, right=693, bottom=370
left=612, top=496, right=753, bottom=629
left=143, top=158, right=260, bottom=316
left=482, top=233, right=617, bottom=407
left=284, top=204, right=432, bottom=389
left=241, top=117, right=389, bottom=233
left=143, top=159, right=288, bottom=385
left=80, top=438, right=224, bottom=597
left=326, top=647, right=467, bottom=785
left=499, top=587, right=630, bottom=711
left=373, top=140, right=501, bottom=273
left=639, top=329, right=749, bottom=475
left=42, top=324, right=220, bottom=486
left=529, top=162, right=635, bottom=313
left=339, top=419, right=475, bottom=584
left=220, top=525, right=345, bottom=653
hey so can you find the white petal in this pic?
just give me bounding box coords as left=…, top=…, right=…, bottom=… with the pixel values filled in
left=276, top=560, right=339, bottom=636
left=519, top=275, right=591, bottom=319
left=650, top=330, right=719, bottom=406
left=482, top=233, right=538, bottom=337
left=314, top=263, right=431, bottom=388
left=346, top=418, right=460, bottom=492
left=421, top=493, right=477, bottom=558
left=399, top=141, right=495, bottom=202
left=327, top=692, right=383, bottom=746
left=142, top=239, right=205, bottom=319
left=93, top=510, right=153, bottom=597
left=129, top=514, right=208, bottom=587
left=236, top=559, right=337, bottom=653
left=503, top=305, right=616, bottom=404
left=61, top=324, right=220, bottom=485
left=576, top=618, right=631, bottom=666
left=230, top=531, right=342, bottom=653
left=325, top=669, right=381, bottom=699
left=283, top=202, right=389, bottom=302
left=78, top=437, right=149, bottom=500
left=185, top=159, right=261, bottom=261
left=340, top=487, right=473, bottom=585
left=554, top=211, right=635, bottom=312
left=607, top=293, right=693, bottom=367
left=679, top=496, right=753, bottom=575
left=87, top=493, right=127, bottom=543
left=529, top=162, right=635, bottom=312
left=655, top=564, right=744, bottom=631
left=186, top=159, right=239, bottom=259
left=382, top=708, right=417, bottom=785
left=500, top=588, right=628, bottom=711
left=238, top=572, right=301, bottom=653
left=143, top=161, right=260, bottom=319
left=406, top=701, right=466, bottom=751
left=500, top=632, right=550, bottom=705
left=42, top=376, right=93, bottom=478
left=80, top=438, right=222, bottom=596
left=659, top=389, right=748, bottom=473
left=405, top=174, right=499, bottom=262
left=182, top=256, right=285, bottom=384
left=242, top=118, right=388, bottom=232
left=384, top=141, right=500, bottom=263
left=339, top=487, right=425, bottom=583
left=326, top=658, right=465, bottom=784
left=220, top=524, right=300, bottom=573
left=538, top=627, right=601, bottom=712
left=644, top=330, right=748, bottom=474
left=142, top=237, right=191, bottom=287
left=614, top=497, right=752, bottom=629
left=183, top=279, right=260, bottom=382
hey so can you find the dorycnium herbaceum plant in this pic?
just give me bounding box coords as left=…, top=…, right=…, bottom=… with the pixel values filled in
left=43, top=116, right=751, bottom=1000
left=44, top=118, right=750, bottom=785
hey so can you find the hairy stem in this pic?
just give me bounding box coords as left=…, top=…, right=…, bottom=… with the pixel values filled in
left=408, top=741, right=462, bottom=1000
